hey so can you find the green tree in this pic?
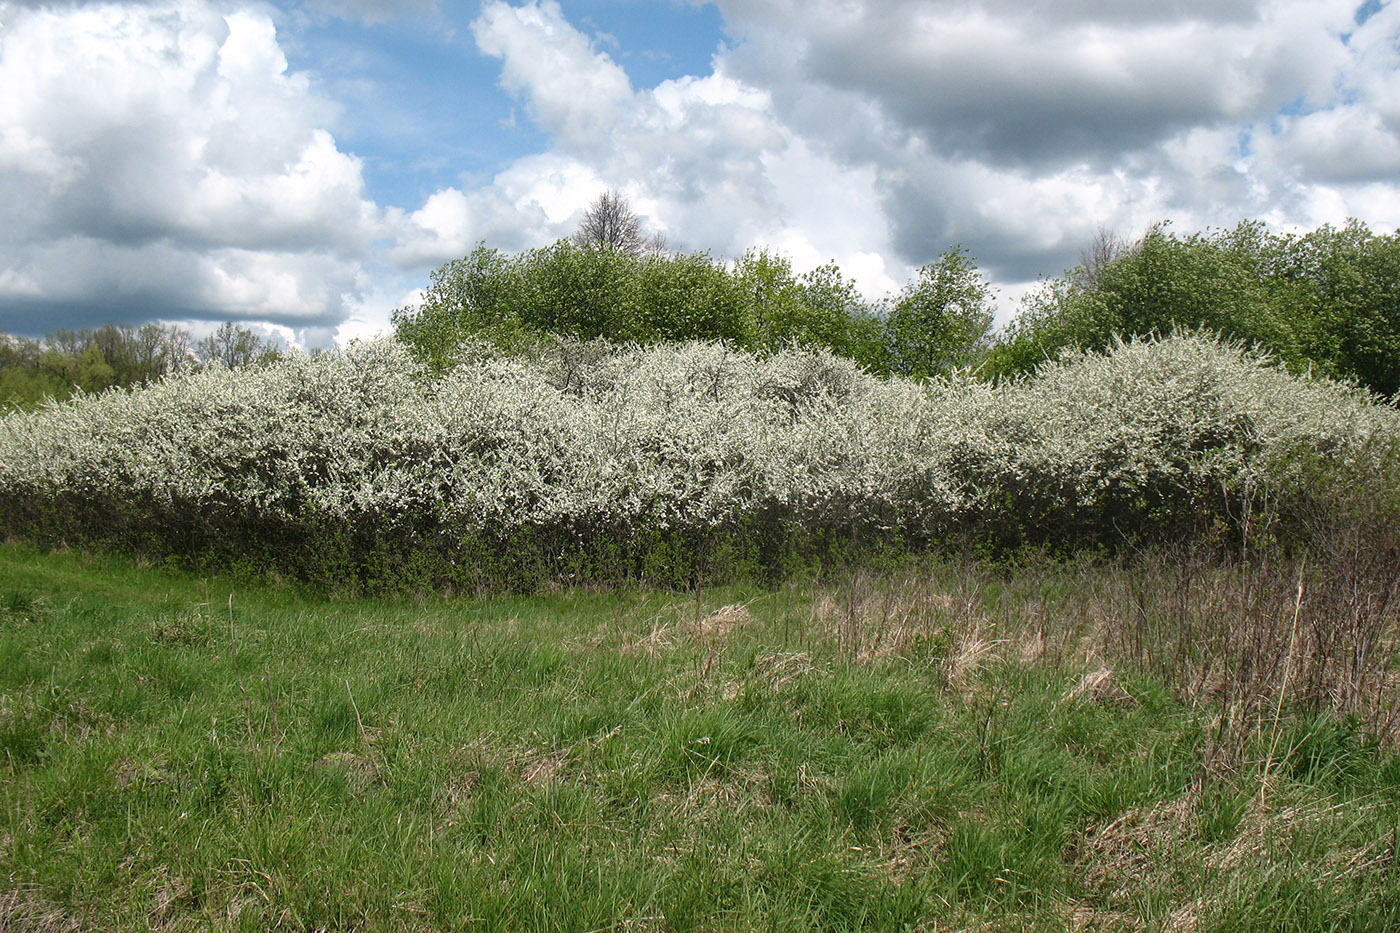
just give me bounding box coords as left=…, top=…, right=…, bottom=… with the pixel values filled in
left=731, top=249, right=878, bottom=357
left=733, top=248, right=810, bottom=348
left=1266, top=220, right=1400, bottom=398
left=0, top=333, right=68, bottom=409
left=880, top=247, right=996, bottom=378
left=391, top=245, right=531, bottom=368
left=396, top=241, right=756, bottom=364
left=634, top=250, right=751, bottom=344
left=75, top=343, right=115, bottom=393
left=988, top=222, right=1305, bottom=381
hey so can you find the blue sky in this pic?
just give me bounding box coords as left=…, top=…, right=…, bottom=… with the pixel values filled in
left=283, top=2, right=729, bottom=209
left=1, top=0, right=1398, bottom=347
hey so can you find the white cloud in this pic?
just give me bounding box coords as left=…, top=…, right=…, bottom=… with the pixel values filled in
left=697, top=0, right=1399, bottom=284
left=5, top=0, right=1399, bottom=346
left=423, top=0, right=1398, bottom=310
left=0, top=0, right=380, bottom=333
left=472, top=0, right=634, bottom=151
left=407, top=0, right=915, bottom=298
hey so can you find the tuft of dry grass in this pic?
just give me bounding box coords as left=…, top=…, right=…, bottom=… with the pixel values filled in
left=1058, top=667, right=1136, bottom=709
left=1071, top=791, right=1199, bottom=905
left=810, top=568, right=989, bottom=667
left=623, top=601, right=758, bottom=656
left=0, top=887, right=85, bottom=933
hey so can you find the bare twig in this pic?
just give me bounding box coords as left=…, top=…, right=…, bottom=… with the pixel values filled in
left=1260, top=558, right=1307, bottom=804
left=346, top=679, right=368, bottom=745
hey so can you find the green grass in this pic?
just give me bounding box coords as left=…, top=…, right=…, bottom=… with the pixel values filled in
left=3, top=542, right=1400, bottom=932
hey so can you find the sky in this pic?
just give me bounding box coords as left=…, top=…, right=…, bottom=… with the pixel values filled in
left=0, top=0, right=1397, bottom=347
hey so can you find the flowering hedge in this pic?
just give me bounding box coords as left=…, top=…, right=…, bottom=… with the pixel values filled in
left=1, top=334, right=1394, bottom=590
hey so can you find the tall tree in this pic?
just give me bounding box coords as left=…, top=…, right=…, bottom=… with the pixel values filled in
left=882, top=247, right=996, bottom=378
left=572, top=189, right=666, bottom=257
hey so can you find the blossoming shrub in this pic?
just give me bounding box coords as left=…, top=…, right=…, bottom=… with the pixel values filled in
left=0, top=334, right=1394, bottom=590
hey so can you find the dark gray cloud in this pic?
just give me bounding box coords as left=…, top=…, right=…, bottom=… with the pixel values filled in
left=697, top=0, right=1398, bottom=286
left=719, top=0, right=1348, bottom=169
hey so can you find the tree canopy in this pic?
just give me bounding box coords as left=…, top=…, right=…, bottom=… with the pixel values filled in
left=986, top=220, right=1400, bottom=399
left=391, top=239, right=997, bottom=380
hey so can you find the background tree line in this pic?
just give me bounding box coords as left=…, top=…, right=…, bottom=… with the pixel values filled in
left=7, top=193, right=1398, bottom=408
left=988, top=219, right=1400, bottom=397
left=0, top=321, right=282, bottom=410
left=396, top=191, right=1400, bottom=399
left=394, top=192, right=995, bottom=380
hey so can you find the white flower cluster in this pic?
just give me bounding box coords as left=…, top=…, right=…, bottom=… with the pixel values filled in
left=1, top=334, right=1393, bottom=560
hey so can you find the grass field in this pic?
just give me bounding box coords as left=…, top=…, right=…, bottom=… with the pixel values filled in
left=3, top=541, right=1400, bottom=932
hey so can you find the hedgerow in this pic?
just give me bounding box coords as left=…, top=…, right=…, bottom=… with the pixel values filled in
left=0, top=334, right=1394, bottom=591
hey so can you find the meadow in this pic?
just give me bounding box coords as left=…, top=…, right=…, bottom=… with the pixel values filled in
left=3, top=542, right=1400, bottom=932
left=2, top=332, right=1400, bottom=930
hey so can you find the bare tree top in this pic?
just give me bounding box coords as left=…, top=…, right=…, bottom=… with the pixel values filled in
left=1070, top=226, right=1129, bottom=291
left=572, top=189, right=666, bottom=257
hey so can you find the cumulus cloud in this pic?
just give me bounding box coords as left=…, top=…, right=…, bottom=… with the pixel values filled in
left=389, top=0, right=1398, bottom=321
left=716, top=0, right=1351, bottom=166
left=5, top=0, right=1399, bottom=343
left=0, top=0, right=379, bottom=332
left=472, top=0, right=634, bottom=152
left=691, top=0, right=1400, bottom=287
left=392, top=0, right=907, bottom=297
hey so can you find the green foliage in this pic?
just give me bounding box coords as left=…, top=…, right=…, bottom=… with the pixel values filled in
left=393, top=241, right=759, bottom=367
left=392, top=240, right=987, bottom=376
left=0, top=360, right=71, bottom=409
left=991, top=219, right=1400, bottom=398
left=879, top=247, right=996, bottom=379
left=1266, top=219, right=1400, bottom=397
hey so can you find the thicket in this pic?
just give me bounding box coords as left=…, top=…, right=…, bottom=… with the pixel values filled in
left=989, top=219, right=1400, bottom=397
left=391, top=241, right=995, bottom=380
left=1, top=334, right=1394, bottom=592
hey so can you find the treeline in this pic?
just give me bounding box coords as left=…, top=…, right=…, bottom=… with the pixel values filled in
left=0, top=321, right=283, bottom=410
left=393, top=216, right=1400, bottom=399
left=391, top=241, right=995, bottom=380
left=8, top=214, right=1397, bottom=409
left=992, top=219, right=1400, bottom=397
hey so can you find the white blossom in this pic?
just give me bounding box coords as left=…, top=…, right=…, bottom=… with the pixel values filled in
left=1, top=334, right=1393, bottom=558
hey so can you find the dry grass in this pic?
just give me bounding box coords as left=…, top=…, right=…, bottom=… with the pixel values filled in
left=882, top=821, right=950, bottom=885
left=623, top=602, right=757, bottom=656
left=1072, top=791, right=1199, bottom=904
left=0, top=888, right=84, bottom=933
left=1058, top=667, right=1136, bottom=709
left=1067, top=786, right=1399, bottom=931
